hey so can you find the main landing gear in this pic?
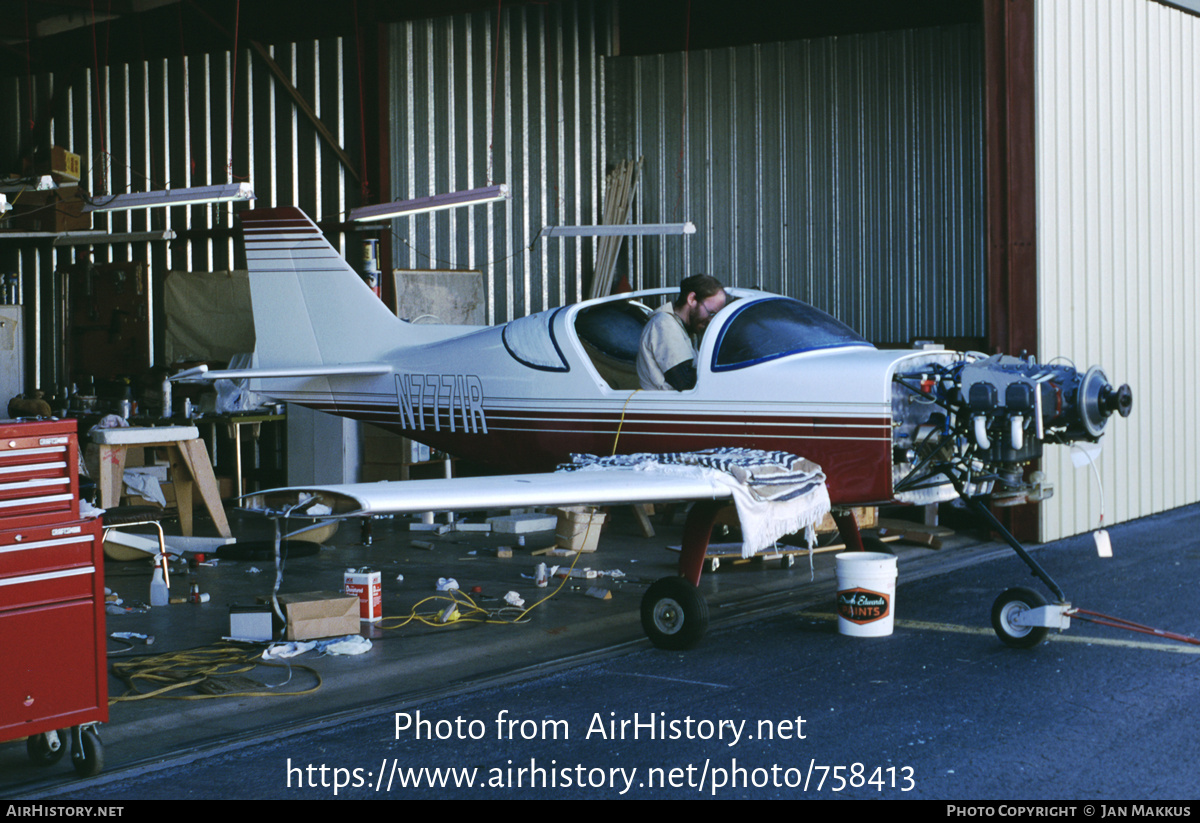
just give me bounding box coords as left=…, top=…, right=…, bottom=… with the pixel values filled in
left=641, top=577, right=710, bottom=650
left=640, top=500, right=723, bottom=650
left=639, top=505, right=868, bottom=650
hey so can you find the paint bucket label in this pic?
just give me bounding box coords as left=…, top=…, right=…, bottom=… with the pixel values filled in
left=834, top=552, right=898, bottom=637
left=836, top=588, right=890, bottom=624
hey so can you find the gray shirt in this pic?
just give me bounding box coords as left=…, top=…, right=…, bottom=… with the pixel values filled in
left=637, top=303, right=695, bottom=390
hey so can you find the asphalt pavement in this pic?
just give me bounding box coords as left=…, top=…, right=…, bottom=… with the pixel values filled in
left=7, top=501, right=1200, bottom=801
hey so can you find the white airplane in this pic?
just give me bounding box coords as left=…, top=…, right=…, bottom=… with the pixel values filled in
left=179, top=207, right=1132, bottom=649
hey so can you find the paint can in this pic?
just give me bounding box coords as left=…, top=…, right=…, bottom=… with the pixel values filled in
left=834, top=552, right=897, bottom=637
left=345, top=567, right=383, bottom=622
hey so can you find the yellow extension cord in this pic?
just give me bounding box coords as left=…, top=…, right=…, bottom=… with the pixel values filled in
left=108, top=643, right=322, bottom=704
left=380, top=520, right=597, bottom=631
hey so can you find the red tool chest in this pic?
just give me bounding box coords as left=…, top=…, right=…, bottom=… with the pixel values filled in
left=0, top=419, right=107, bottom=776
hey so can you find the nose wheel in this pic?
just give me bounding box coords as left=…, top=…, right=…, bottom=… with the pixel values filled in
left=991, top=587, right=1051, bottom=648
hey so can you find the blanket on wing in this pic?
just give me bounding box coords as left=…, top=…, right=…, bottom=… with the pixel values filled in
left=561, top=448, right=831, bottom=558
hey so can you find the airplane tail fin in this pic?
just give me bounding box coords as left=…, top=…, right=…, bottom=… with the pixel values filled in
left=239, top=207, right=407, bottom=369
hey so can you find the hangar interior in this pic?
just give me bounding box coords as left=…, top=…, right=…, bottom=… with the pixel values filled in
left=0, top=0, right=1190, bottom=788
left=0, top=0, right=995, bottom=495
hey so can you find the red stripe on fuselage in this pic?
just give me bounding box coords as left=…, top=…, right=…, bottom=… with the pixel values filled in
left=321, top=398, right=893, bottom=503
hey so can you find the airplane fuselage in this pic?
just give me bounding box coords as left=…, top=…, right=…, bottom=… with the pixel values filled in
left=250, top=313, right=927, bottom=505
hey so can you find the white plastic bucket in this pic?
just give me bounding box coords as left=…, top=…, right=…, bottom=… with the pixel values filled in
left=835, top=552, right=898, bottom=637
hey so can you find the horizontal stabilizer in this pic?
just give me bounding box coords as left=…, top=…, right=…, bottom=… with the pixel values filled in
left=172, top=363, right=392, bottom=381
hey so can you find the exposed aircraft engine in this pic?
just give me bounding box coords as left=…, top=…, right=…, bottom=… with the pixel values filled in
left=891, top=353, right=1132, bottom=504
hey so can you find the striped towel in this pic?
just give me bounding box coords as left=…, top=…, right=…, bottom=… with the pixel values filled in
left=561, top=448, right=830, bottom=557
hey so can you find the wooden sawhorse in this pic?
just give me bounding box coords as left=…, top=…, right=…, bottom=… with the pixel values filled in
left=92, top=425, right=232, bottom=538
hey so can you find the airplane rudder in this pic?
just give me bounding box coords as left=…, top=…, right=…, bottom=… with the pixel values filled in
left=239, top=206, right=407, bottom=361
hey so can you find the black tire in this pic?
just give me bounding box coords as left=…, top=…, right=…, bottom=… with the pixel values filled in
left=71, top=727, right=104, bottom=777
left=991, top=587, right=1050, bottom=648
left=641, top=577, right=709, bottom=650
left=26, top=731, right=67, bottom=766
left=861, top=536, right=894, bottom=555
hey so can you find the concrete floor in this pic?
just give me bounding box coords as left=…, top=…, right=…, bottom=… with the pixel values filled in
left=0, top=502, right=998, bottom=795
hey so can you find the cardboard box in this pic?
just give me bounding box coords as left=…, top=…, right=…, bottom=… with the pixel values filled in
left=123, top=481, right=175, bottom=508
left=815, top=505, right=877, bottom=533
left=9, top=186, right=91, bottom=232
left=360, top=425, right=435, bottom=481
left=127, top=464, right=170, bottom=482
left=552, top=506, right=607, bottom=552
left=276, top=591, right=360, bottom=640
left=49, top=146, right=81, bottom=183
left=344, top=569, right=382, bottom=622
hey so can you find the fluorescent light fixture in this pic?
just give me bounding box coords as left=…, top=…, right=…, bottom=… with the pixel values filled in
left=541, top=222, right=696, bottom=237
left=83, top=183, right=255, bottom=213
left=349, top=184, right=510, bottom=223
left=53, top=230, right=177, bottom=246
left=0, top=194, right=8, bottom=215
left=0, top=176, right=55, bottom=195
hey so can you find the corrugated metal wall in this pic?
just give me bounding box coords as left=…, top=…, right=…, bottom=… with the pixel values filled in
left=606, top=24, right=987, bottom=344
left=1, top=36, right=361, bottom=390
left=1036, top=0, right=1200, bottom=541
left=388, top=1, right=613, bottom=325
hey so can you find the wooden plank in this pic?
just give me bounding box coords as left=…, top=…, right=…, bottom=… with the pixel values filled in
left=632, top=504, right=655, bottom=538
left=175, top=439, right=233, bottom=538
left=168, top=445, right=195, bottom=538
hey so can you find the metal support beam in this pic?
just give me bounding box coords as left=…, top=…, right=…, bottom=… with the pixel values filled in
left=984, top=0, right=1039, bottom=542
left=249, top=40, right=361, bottom=185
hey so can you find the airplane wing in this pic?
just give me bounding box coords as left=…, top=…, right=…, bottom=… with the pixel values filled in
left=241, top=469, right=734, bottom=518
left=240, top=461, right=825, bottom=652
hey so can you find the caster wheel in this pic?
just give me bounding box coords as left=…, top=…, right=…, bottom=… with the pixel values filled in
left=26, top=730, right=68, bottom=766
left=71, top=726, right=104, bottom=777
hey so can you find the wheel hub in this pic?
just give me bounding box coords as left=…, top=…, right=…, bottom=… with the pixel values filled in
left=1001, top=602, right=1032, bottom=637
left=652, top=597, right=685, bottom=634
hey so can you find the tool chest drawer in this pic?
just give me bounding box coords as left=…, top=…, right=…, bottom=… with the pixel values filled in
left=0, top=518, right=102, bottom=611
left=0, top=597, right=108, bottom=738
left=0, top=420, right=80, bottom=526
left=0, top=521, right=97, bottom=580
